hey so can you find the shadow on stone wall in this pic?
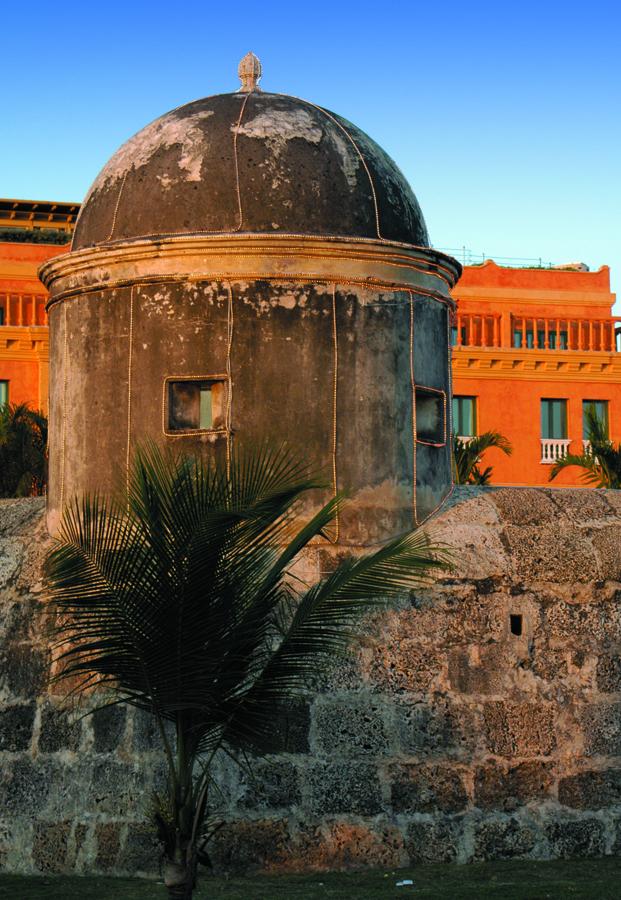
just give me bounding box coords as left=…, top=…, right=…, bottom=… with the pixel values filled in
left=1, top=488, right=621, bottom=875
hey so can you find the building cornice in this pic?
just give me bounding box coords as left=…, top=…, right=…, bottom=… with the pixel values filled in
left=452, top=347, right=621, bottom=383
left=38, top=234, right=460, bottom=309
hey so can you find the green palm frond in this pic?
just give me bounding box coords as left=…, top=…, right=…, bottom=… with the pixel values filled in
left=453, top=431, right=512, bottom=485
left=46, top=441, right=447, bottom=890
left=549, top=407, right=621, bottom=488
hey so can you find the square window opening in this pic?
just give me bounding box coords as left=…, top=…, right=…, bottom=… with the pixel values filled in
left=415, top=387, right=445, bottom=445
left=510, top=614, right=523, bottom=636
left=167, top=379, right=226, bottom=433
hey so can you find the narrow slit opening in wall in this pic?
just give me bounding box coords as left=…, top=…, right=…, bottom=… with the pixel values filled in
left=510, top=614, right=523, bottom=636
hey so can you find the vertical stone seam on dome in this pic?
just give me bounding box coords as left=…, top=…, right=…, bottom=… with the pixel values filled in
left=107, top=170, right=130, bottom=243
left=280, top=93, right=385, bottom=242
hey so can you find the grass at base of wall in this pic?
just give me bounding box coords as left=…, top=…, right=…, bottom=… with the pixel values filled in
left=1, top=859, right=621, bottom=899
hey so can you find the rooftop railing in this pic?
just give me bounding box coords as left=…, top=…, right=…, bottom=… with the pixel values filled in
left=452, top=313, right=621, bottom=352
left=0, top=293, right=48, bottom=327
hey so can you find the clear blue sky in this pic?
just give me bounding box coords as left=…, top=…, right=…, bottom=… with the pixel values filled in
left=3, top=0, right=619, bottom=300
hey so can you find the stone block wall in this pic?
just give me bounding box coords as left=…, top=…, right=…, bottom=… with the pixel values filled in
left=1, top=488, right=621, bottom=875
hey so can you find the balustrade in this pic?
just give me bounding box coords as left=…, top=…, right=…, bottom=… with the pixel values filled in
left=452, top=311, right=621, bottom=352
left=0, top=293, right=47, bottom=327
left=540, top=438, right=571, bottom=464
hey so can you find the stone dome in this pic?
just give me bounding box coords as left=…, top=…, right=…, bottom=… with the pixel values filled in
left=72, top=89, right=430, bottom=250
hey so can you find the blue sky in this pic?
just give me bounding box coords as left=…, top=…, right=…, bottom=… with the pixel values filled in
left=3, top=0, right=619, bottom=300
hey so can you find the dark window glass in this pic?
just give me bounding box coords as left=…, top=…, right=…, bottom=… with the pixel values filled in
left=452, top=396, right=476, bottom=437
left=416, top=387, right=445, bottom=444
left=583, top=400, right=608, bottom=439
left=540, top=399, right=567, bottom=439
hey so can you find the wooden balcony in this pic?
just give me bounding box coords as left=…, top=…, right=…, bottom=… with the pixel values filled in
left=0, top=293, right=48, bottom=327
left=453, top=312, right=621, bottom=352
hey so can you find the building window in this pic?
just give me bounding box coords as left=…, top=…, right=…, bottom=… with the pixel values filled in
left=583, top=400, right=608, bottom=438
left=415, top=386, right=446, bottom=445
left=514, top=329, right=567, bottom=349
left=541, top=399, right=567, bottom=439
left=452, top=396, right=476, bottom=437
left=0, top=306, right=4, bottom=326
left=0, top=381, right=8, bottom=406
left=165, top=378, right=226, bottom=434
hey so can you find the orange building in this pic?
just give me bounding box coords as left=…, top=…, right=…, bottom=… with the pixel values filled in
left=451, top=260, right=619, bottom=485
left=0, top=199, right=76, bottom=412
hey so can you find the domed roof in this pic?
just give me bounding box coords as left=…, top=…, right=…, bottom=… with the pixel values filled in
left=73, top=68, right=429, bottom=251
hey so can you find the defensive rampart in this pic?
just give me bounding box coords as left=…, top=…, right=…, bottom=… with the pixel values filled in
left=1, top=488, right=621, bottom=874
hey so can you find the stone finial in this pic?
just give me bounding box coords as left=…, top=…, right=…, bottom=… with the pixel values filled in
left=238, top=52, right=262, bottom=92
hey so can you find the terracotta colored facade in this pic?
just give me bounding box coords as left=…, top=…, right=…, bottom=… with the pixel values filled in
left=452, top=261, right=619, bottom=486
left=0, top=240, right=69, bottom=413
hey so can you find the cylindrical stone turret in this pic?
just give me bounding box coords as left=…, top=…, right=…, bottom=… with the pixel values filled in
left=40, top=58, right=461, bottom=540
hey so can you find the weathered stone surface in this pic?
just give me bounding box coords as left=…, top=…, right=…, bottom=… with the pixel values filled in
left=369, top=640, right=443, bottom=694
left=473, top=816, right=537, bottom=860
left=95, top=822, right=121, bottom=871
left=305, top=761, right=383, bottom=816
left=313, top=696, right=389, bottom=756
left=239, top=758, right=300, bottom=809
left=580, top=703, right=621, bottom=756
left=475, top=760, right=553, bottom=810
left=92, top=705, right=127, bottom=753
left=490, top=488, right=562, bottom=526
left=596, top=655, right=621, bottom=693
left=32, top=821, right=71, bottom=873
left=0, top=758, right=51, bottom=815
left=545, top=819, right=606, bottom=858
left=0, top=703, right=35, bottom=751
left=39, top=703, right=81, bottom=753
left=405, top=817, right=462, bottom=863
left=389, top=763, right=468, bottom=813
left=297, top=821, right=404, bottom=871
left=210, top=819, right=290, bottom=873
left=558, top=769, right=621, bottom=809
left=483, top=702, right=556, bottom=757
left=503, top=524, right=598, bottom=583
left=591, top=526, right=621, bottom=581
left=3, top=491, right=621, bottom=876
left=395, top=699, right=479, bottom=758
left=0, top=643, right=48, bottom=698
left=0, top=539, right=24, bottom=589
left=118, top=822, right=159, bottom=874
left=0, top=498, right=46, bottom=538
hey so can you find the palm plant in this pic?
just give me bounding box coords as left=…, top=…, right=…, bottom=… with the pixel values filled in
left=453, top=431, right=512, bottom=485
left=549, top=406, right=621, bottom=487
left=0, top=401, right=47, bottom=497
left=46, top=443, right=446, bottom=899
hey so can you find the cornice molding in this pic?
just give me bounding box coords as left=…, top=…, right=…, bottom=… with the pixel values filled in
left=38, top=234, right=460, bottom=309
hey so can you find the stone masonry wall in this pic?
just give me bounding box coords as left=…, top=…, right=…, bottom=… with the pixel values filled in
left=1, top=488, right=621, bottom=875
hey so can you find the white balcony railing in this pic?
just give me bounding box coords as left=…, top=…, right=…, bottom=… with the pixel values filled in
left=540, top=439, right=571, bottom=464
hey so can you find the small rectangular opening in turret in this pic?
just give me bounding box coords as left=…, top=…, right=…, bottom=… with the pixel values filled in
left=166, top=377, right=226, bottom=433
left=415, top=386, right=446, bottom=446
left=510, top=614, right=523, bottom=636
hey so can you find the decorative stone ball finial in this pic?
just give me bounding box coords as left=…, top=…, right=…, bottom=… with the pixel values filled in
left=238, top=52, right=262, bottom=92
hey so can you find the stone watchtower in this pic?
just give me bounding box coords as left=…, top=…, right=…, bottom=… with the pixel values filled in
left=40, top=55, right=460, bottom=537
